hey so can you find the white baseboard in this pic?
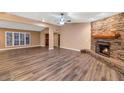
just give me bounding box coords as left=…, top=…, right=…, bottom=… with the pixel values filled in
left=0, top=45, right=42, bottom=51
left=49, top=48, right=54, bottom=50
left=60, top=46, right=80, bottom=52
left=41, top=45, right=45, bottom=47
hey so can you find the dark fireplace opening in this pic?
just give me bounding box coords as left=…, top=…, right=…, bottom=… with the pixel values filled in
left=96, top=40, right=110, bottom=57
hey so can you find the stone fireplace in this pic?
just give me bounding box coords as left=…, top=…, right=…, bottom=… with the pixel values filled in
left=91, top=13, right=124, bottom=62
left=96, top=40, right=110, bottom=57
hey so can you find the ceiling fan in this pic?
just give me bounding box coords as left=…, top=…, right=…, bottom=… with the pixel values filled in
left=50, top=13, right=71, bottom=25
left=59, top=13, right=71, bottom=25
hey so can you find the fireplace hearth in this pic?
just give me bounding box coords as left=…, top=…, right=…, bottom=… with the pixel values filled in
left=96, top=40, right=110, bottom=57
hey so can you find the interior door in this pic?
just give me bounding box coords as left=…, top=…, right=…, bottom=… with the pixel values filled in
left=45, top=34, right=49, bottom=47
left=58, top=34, right=60, bottom=47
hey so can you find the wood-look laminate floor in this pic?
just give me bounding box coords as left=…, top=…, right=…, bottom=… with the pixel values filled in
left=0, top=47, right=123, bottom=81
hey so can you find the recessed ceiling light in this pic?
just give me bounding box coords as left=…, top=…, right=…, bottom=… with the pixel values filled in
left=42, top=18, right=45, bottom=22
left=88, top=18, right=95, bottom=22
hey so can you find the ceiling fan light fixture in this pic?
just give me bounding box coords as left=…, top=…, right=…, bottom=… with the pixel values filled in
left=59, top=21, right=64, bottom=25
left=59, top=13, right=65, bottom=25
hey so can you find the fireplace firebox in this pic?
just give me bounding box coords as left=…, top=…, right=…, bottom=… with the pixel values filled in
left=96, top=40, right=110, bottom=57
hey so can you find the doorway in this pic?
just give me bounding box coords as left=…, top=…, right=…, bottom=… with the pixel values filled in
left=58, top=34, right=60, bottom=47
left=45, top=34, right=49, bottom=47
left=45, top=33, right=60, bottom=48
left=54, top=33, right=60, bottom=48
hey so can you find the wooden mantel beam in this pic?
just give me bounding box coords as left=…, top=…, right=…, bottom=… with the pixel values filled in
left=92, top=31, right=120, bottom=39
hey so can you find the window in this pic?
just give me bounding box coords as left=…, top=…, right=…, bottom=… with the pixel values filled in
left=5, top=32, right=31, bottom=47
left=14, top=32, right=20, bottom=46
left=20, top=33, right=25, bottom=45
left=26, top=33, right=30, bottom=45
left=6, top=32, right=13, bottom=46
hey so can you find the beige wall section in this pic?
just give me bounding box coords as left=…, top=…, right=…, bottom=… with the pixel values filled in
left=31, top=31, right=41, bottom=46
left=54, top=33, right=59, bottom=47
left=40, top=28, right=49, bottom=46
left=60, top=23, right=91, bottom=51
left=0, top=28, right=41, bottom=49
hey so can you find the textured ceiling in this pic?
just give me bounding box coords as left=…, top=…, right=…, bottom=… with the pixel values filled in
left=0, top=12, right=120, bottom=31
left=0, top=20, right=45, bottom=31
left=10, top=12, right=120, bottom=25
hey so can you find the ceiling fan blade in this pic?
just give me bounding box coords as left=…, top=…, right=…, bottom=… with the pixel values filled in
left=49, top=12, right=72, bottom=24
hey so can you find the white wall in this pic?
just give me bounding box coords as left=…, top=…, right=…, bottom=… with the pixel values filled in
left=60, top=23, right=91, bottom=51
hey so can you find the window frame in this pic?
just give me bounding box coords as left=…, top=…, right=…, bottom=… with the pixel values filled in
left=5, top=32, right=14, bottom=47
left=20, top=32, right=26, bottom=46
left=25, top=32, right=31, bottom=45
left=13, top=32, right=20, bottom=46
left=5, top=31, right=31, bottom=47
